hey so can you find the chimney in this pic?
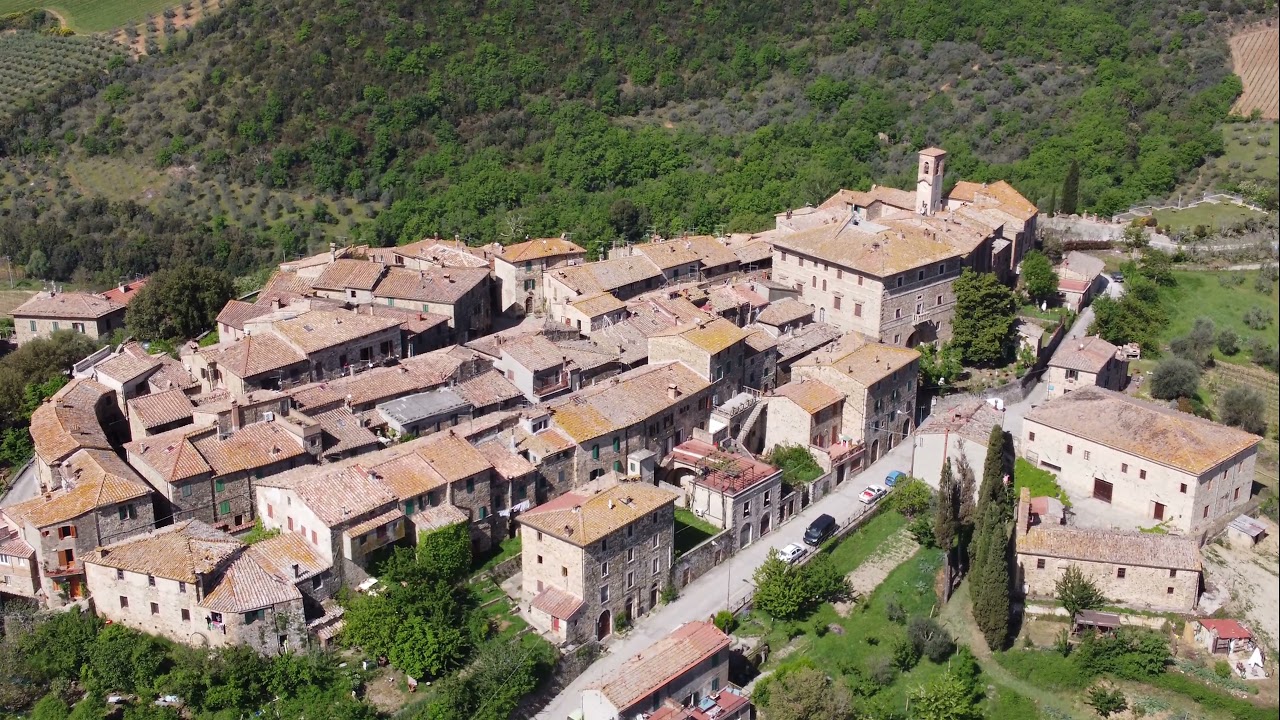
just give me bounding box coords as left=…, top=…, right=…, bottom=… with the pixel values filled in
left=271, top=296, right=282, bottom=310
left=292, top=563, right=300, bottom=578
left=608, top=499, right=615, bottom=509
left=1078, top=342, right=1084, bottom=351
left=667, top=383, right=679, bottom=400
left=230, top=398, right=243, bottom=431
left=329, top=242, right=337, bottom=262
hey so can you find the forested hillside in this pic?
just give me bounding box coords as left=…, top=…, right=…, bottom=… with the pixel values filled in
left=0, top=0, right=1272, bottom=285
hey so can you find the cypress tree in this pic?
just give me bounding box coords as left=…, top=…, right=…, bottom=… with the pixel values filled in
left=1061, top=160, right=1080, bottom=215
left=977, top=425, right=1010, bottom=523
left=956, top=454, right=977, bottom=529
left=971, top=506, right=1011, bottom=650
left=1047, top=188, right=1057, bottom=217
left=934, top=458, right=959, bottom=552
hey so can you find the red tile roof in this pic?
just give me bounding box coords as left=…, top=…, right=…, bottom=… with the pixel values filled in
left=1199, top=618, right=1252, bottom=640
left=100, top=278, right=149, bottom=305
left=588, top=621, right=730, bottom=711
left=530, top=586, right=584, bottom=619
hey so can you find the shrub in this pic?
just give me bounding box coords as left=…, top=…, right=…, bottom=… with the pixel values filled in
left=712, top=610, right=737, bottom=635
left=891, top=636, right=920, bottom=671
left=907, top=616, right=956, bottom=663
left=1213, top=660, right=1231, bottom=679
left=1248, top=338, right=1279, bottom=371
left=1086, top=686, right=1128, bottom=717
left=866, top=655, right=897, bottom=685
left=1055, top=565, right=1106, bottom=619
left=885, top=599, right=907, bottom=624
left=889, top=478, right=933, bottom=518
left=1242, top=305, right=1273, bottom=330
left=1150, top=358, right=1200, bottom=400
left=1219, top=386, right=1268, bottom=435
left=1216, top=328, right=1240, bottom=356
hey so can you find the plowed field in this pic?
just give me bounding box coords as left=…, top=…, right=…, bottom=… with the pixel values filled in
left=1230, top=24, right=1279, bottom=120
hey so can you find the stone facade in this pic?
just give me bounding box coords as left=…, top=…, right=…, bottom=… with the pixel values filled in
left=494, top=244, right=587, bottom=315
left=13, top=306, right=125, bottom=346
left=792, top=348, right=919, bottom=464
left=1044, top=358, right=1128, bottom=400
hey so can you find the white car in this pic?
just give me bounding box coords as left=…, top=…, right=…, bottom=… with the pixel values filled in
left=778, top=543, right=807, bottom=565
left=859, top=485, right=888, bottom=505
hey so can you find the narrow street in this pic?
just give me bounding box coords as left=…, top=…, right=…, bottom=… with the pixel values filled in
left=535, top=437, right=916, bottom=719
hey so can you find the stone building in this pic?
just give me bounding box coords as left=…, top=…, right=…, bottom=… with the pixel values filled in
left=1044, top=335, right=1128, bottom=399
left=670, top=440, right=783, bottom=551
left=911, top=396, right=1005, bottom=489
left=753, top=297, right=814, bottom=337
left=517, top=481, right=677, bottom=643
left=543, top=255, right=665, bottom=308
left=375, top=388, right=473, bottom=437
left=1, top=448, right=155, bottom=607
left=552, top=292, right=629, bottom=336
left=766, top=148, right=1036, bottom=345
left=310, top=259, right=388, bottom=305
left=481, top=334, right=577, bottom=403
left=1022, top=386, right=1260, bottom=533
left=1014, top=489, right=1201, bottom=612
left=372, top=266, right=493, bottom=342
left=648, top=318, right=759, bottom=401
left=367, top=237, right=495, bottom=272
left=546, top=362, right=713, bottom=485
left=581, top=621, right=740, bottom=720
left=1056, top=251, right=1106, bottom=312
left=762, top=378, right=861, bottom=475
left=11, top=290, right=128, bottom=346
left=83, top=520, right=330, bottom=654
left=492, top=235, right=587, bottom=316
left=286, top=345, right=492, bottom=415
left=791, top=333, right=920, bottom=463
left=28, top=378, right=124, bottom=492
left=625, top=240, right=703, bottom=284
left=90, top=343, right=163, bottom=415
left=126, top=388, right=196, bottom=439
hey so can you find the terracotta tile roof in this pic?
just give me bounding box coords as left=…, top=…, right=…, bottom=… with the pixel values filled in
left=248, top=532, right=328, bottom=581
left=287, top=359, right=456, bottom=412
left=1019, top=523, right=1201, bottom=571
left=216, top=300, right=273, bottom=331
left=201, top=550, right=302, bottom=613
left=1049, top=336, right=1120, bottom=374
left=13, top=291, right=124, bottom=320
left=919, top=396, right=1004, bottom=444
left=743, top=328, right=777, bottom=354
left=588, top=621, right=730, bottom=710
left=148, top=355, right=199, bottom=393
left=501, top=334, right=569, bottom=372
left=795, top=335, right=920, bottom=386
left=1057, top=251, right=1106, bottom=282
left=314, top=408, right=380, bottom=458
left=516, top=426, right=576, bottom=458
left=554, top=341, right=619, bottom=373
left=1198, top=619, right=1252, bottom=640
left=498, top=236, right=587, bottom=263
left=202, top=333, right=306, bottom=379
left=0, top=525, right=34, bottom=558
left=681, top=235, right=739, bottom=269
left=87, top=520, right=241, bottom=582
left=947, top=180, right=982, bottom=203
left=190, top=421, right=307, bottom=476
left=549, top=256, right=663, bottom=296
left=631, top=240, right=702, bottom=270
left=530, top=586, right=584, bottom=619
left=770, top=214, right=964, bottom=278
left=410, top=504, right=469, bottom=531
left=94, top=346, right=161, bottom=384
left=351, top=303, right=450, bottom=335
left=756, top=297, right=814, bottom=327
left=417, top=433, right=492, bottom=481
left=127, top=389, right=196, bottom=430
left=650, top=318, right=750, bottom=355
left=311, top=259, right=387, bottom=292
left=475, top=439, right=537, bottom=480
left=256, top=271, right=315, bottom=303
left=772, top=322, right=843, bottom=363
left=125, top=425, right=213, bottom=483
left=29, top=379, right=113, bottom=464
left=518, top=481, right=676, bottom=547
left=773, top=379, right=843, bottom=414
left=271, top=310, right=401, bottom=354
left=5, top=449, right=151, bottom=528
left=368, top=452, right=447, bottom=499
left=258, top=465, right=396, bottom=527
left=973, top=180, right=1038, bottom=222
left=571, top=292, right=627, bottom=317
left=549, top=362, right=710, bottom=443
left=341, top=507, right=405, bottom=539
left=456, top=370, right=522, bottom=408
left=731, top=240, right=772, bottom=265
left=820, top=185, right=917, bottom=212
left=1025, top=386, right=1261, bottom=475
left=100, top=278, right=149, bottom=304
left=373, top=266, right=489, bottom=304
left=392, top=239, right=490, bottom=268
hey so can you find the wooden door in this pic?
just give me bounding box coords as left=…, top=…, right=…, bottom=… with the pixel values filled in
left=1092, top=478, right=1114, bottom=503
left=1153, top=502, right=1165, bottom=521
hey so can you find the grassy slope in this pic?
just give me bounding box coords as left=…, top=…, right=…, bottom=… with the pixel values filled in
left=0, top=0, right=178, bottom=32
left=1152, top=201, right=1269, bottom=230
left=1158, top=269, right=1279, bottom=364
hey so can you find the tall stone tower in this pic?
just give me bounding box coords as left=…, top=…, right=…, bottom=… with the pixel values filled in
left=916, top=147, right=947, bottom=216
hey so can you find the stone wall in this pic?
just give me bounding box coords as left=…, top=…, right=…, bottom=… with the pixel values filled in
left=670, top=529, right=729, bottom=591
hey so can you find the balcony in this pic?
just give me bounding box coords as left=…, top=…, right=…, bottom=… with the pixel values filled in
left=533, top=372, right=570, bottom=397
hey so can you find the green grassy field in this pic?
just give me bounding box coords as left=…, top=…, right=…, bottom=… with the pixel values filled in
left=0, top=0, right=179, bottom=32
left=1151, top=201, right=1269, bottom=231
left=674, top=508, right=719, bottom=556
left=1216, top=122, right=1280, bottom=183
left=1158, top=269, right=1279, bottom=365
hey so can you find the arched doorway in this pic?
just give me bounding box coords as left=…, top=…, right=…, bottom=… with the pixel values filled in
left=870, top=439, right=880, bottom=462
left=739, top=524, right=752, bottom=549
left=524, top=296, right=533, bottom=315
left=905, top=321, right=938, bottom=348
left=596, top=610, right=611, bottom=641
left=901, top=419, right=911, bottom=443
left=760, top=512, right=771, bottom=537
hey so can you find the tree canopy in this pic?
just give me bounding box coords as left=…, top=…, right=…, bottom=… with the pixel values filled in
left=952, top=269, right=1017, bottom=366
left=125, top=266, right=235, bottom=341
left=1020, top=250, right=1058, bottom=302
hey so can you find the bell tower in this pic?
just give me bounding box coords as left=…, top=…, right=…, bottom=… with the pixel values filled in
left=916, top=147, right=947, bottom=216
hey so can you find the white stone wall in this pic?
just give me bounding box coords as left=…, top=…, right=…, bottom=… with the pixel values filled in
left=14, top=312, right=121, bottom=346
left=1018, top=552, right=1199, bottom=612
left=256, top=486, right=335, bottom=563
left=84, top=561, right=216, bottom=647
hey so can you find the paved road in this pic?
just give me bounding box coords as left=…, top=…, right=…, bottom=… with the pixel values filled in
left=0, top=459, right=38, bottom=508
left=535, top=438, right=916, bottom=719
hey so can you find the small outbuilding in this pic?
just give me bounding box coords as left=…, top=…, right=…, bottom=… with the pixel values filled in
left=1226, top=515, right=1267, bottom=547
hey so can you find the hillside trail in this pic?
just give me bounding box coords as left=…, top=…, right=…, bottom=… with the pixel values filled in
left=938, top=581, right=1090, bottom=719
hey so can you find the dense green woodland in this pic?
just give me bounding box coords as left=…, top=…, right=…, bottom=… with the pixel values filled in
left=0, top=0, right=1271, bottom=282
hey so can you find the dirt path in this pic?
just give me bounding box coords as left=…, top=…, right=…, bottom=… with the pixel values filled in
left=833, top=527, right=919, bottom=616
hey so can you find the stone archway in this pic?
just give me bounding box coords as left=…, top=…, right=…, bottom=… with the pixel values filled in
left=596, top=610, right=612, bottom=641
left=870, top=439, right=880, bottom=462
left=739, top=523, right=752, bottom=549
left=905, top=321, right=938, bottom=348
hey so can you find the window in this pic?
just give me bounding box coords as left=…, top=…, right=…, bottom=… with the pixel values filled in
left=857, top=275, right=863, bottom=286
left=1035, top=559, right=1046, bottom=569
left=181, top=609, right=191, bottom=621
left=119, top=596, right=129, bottom=609
left=148, top=574, right=156, bottom=587
left=150, top=602, right=160, bottom=615
left=57, top=525, right=76, bottom=539
left=1028, top=431, right=1036, bottom=442
left=51, top=322, right=59, bottom=331
left=936, top=294, right=943, bottom=306
left=896, top=276, right=903, bottom=288
left=822, top=279, right=827, bottom=291
left=245, top=609, right=264, bottom=623
left=893, top=334, right=900, bottom=344
left=561, top=566, right=568, bottom=577
left=600, top=538, right=608, bottom=552
left=1141, top=469, right=1148, bottom=480
left=1167, top=587, right=1174, bottom=595
left=218, top=501, right=231, bottom=515
left=179, top=581, right=187, bottom=594
left=1083, top=450, right=1091, bottom=461
left=1202, top=506, right=1209, bottom=518
left=1116, top=568, right=1126, bottom=579
left=466, top=478, right=475, bottom=493
left=1121, top=463, right=1128, bottom=474
left=1066, top=445, right=1073, bottom=455
left=181, top=484, right=193, bottom=498
left=917, top=270, right=925, bottom=282
left=1234, top=487, right=1240, bottom=501
left=28, top=320, right=35, bottom=332
left=312, top=577, right=322, bottom=590
left=536, top=531, right=543, bottom=542
left=267, top=504, right=274, bottom=518
left=743, top=500, right=751, bottom=517
left=628, top=547, right=636, bottom=563
left=836, top=268, right=843, bottom=279
left=652, top=534, right=660, bottom=549
left=599, top=586, right=609, bottom=603
left=626, top=571, right=635, bottom=589
left=1179, top=482, right=1186, bottom=493
left=614, top=460, right=622, bottom=473
left=833, top=296, right=842, bottom=310
left=781, top=251, right=788, bottom=262
left=938, top=263, right=946, bottom=275
left=592, top=445, right=600, bottom=460
left=524, top=279, right=535, bottom=291
left=894, top=308, right=902, bottom=319
left=652, top=557, right=661, bottom=575
left=118, top=504, right=137, bottom=521
left=478, top=506, right=488, bottom=520
left=537, top=554, right=543, bottom=564
left=215, top=479, right=225, bottom=493
left=811, top=276, right=817, bottom=287
left=627, top=525, right=634, bottom=538
left=601, top=561, right=610, bottom=578
left=1169, top=569, right=1177, bottom=578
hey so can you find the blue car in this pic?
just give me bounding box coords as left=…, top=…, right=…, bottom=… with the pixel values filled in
left=885, top=470, right=906, bottom=487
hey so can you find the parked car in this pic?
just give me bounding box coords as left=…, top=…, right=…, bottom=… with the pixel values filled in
left=860, top=485, right=888, bottom=505
left=778, top=543, right=807, bottom=564
left=803, top=514, right=837, bottom=546
left=1110, top=271, right=1124, bottom=283
left=885, top=470, right=906, bottom=487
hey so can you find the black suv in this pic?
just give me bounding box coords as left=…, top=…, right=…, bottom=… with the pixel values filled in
left=803, top=514, right=836, bottom=546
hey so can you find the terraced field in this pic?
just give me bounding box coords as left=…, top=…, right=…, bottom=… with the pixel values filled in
left=1229, top=24, right=1279, bottom=120
left=0, top=31, right=117, bottom=119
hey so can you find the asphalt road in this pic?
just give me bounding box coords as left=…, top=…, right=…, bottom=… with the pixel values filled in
left=0, top=459, right=38, bottom=508
left=536, top=437, right=916, bottom=720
